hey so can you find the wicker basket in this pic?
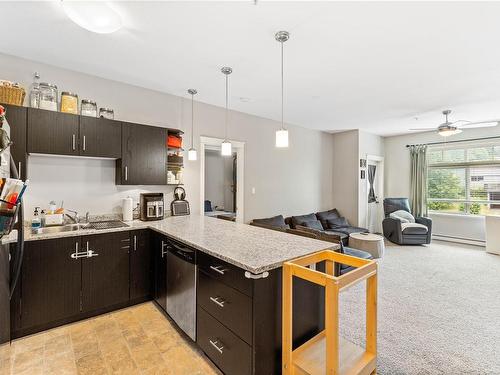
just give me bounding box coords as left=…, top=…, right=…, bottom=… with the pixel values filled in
left=0, top=84, right=25, bottom=106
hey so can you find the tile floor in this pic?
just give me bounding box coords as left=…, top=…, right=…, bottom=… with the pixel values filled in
left=0, top=303, right=222, bottom=375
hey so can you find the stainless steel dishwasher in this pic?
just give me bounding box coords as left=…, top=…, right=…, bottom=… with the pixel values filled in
left=166, top=239, right=197, bottom=341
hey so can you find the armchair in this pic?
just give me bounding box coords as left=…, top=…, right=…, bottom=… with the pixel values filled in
left=382, top=198, right=432, bottom=245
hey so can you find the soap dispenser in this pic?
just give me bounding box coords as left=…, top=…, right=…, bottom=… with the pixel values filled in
left=31, top=207, right=41, bottom=230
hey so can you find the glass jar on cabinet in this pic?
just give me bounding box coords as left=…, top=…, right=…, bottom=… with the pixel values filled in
left=60, top=92, right=79, bottom=114
left=39, top=83, right=58, bottom=111
left=81, top=99, right=97, bottom=117
left=99, top=107, right=114, bottom=119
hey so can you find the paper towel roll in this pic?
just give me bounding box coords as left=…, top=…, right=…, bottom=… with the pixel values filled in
left=122, top=196, right=133, bottom=222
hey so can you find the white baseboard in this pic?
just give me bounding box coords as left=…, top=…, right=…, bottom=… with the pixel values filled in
left=432, top=234, right=485, bottom=247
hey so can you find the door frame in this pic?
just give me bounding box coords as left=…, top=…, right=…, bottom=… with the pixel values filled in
left=200, top=136, right=245, bottom=223
left=364, top=154, right=384, bottom=232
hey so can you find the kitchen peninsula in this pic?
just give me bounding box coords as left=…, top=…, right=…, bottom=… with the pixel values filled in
left=11, top=215, right=338, bottom=375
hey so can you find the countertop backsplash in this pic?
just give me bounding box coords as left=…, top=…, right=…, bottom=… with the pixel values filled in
left=23, top=155, right=176, bottom=219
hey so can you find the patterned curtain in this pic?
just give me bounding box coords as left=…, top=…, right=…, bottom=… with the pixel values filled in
left=409, top=145, right=428, bottom=217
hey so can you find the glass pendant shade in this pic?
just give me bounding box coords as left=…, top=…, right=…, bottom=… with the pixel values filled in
left=221, top=140, right=232, bottom=156
left=275, top=129, right=289, bottom=148
left=188, top=148, right=197, bottom=161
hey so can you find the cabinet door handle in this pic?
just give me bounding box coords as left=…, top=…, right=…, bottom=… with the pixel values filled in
left=125, top=166, right=128, bottom=181
left=209, top=265, right=227, bottom=275
left=83, top=135, right=86, bottom=151
left=133, top=235, right=137, bottom=251
left=161, top=240, right=168, bottom=258
left=18, top=162, right=21, bottom=179
left=209, top=296, right=226, bottom=308
left=72, top=134, right=76, bottom=151
left=70, top=241, right=90, bottom=259
left=209, top=339, right=224, bottom=354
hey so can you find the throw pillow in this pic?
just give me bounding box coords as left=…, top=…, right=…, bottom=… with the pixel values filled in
left=326, top=217, right=350, bottom=229
left=390, top=209, right=415, bottom=223
left=315, top=209, right=340, bottom=226
left=302, top=220, right=324, bottom=231
left=252, top=215, right=288, bottom=229
left=291, top=213, right=317, bottom=228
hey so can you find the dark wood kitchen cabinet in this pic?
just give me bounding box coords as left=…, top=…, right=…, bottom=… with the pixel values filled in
left=10, top=232, right=145, bottom=339
left=116, top=122, right=167, bottom=185
left=153, top=232, right=168, bottom=311
left=0, top=103, right=27, bottom=179
left=19, top=237, right=81, bottom=332
left=81, top=232, right=130, bottom=312
left=27, top=108, right=79, bottom=156
left=197, top=252, right=325, bottom=375
left=79, top=116, right=121, bottom=158
left=130, top=230, right=152, bottom=301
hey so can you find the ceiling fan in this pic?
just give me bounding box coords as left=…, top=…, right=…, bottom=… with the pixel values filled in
left=409, top=110, right=500, bottom=137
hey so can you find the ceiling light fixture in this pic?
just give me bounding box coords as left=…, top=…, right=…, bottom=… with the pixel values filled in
left=438, top=125, right=462, bottom=137
left=61, top=1, right=122, bottom=34
left=187, top=89, right=198, bottom=161
left=275, top=31, right=290, bottom=148
left=221, top=67, right=233, bottom=156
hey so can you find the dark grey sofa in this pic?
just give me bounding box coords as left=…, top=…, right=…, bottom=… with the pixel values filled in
left=382, top=198, right=432, bottom=245
left=250, top=212, right=373, bottom=275
left=284, top=209, right=368, bottom=246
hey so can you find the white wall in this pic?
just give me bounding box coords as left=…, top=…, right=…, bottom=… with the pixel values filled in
left=384, top=127, right=500, bottom=242
left=0, top=53, right=335, bottom=222
left=332, top=130, right=359, bottom=225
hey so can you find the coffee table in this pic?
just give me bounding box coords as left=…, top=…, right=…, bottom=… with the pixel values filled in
left=349, top=232, right=385, bottom=258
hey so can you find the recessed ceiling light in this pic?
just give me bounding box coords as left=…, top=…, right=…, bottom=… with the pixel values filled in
left=61, top=1, right=122, bottom=34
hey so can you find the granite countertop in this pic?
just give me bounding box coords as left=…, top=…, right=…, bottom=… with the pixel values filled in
left=22, top=215, right=337, bottom=274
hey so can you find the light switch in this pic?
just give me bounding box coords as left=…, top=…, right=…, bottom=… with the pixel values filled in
left=251, top=187, right=256, bottom=195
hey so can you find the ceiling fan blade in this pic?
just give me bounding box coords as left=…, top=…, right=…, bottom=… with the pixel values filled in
left=408, top=127, right=437, bottom=131
left=458, top=120, right=499, bottom=128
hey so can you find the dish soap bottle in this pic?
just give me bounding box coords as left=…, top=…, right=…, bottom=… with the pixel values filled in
left=31, top=207, right=41, bottom=230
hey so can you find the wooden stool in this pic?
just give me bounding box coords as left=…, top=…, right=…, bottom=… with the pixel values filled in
left=282, top=250, right=378, bottom=375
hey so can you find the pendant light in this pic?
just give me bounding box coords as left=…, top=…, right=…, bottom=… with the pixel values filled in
left=275, top=30, right=289, bottom=148
left=187, top=89, right=198, bottom=161
left=221, top=67, right=233, bottom=156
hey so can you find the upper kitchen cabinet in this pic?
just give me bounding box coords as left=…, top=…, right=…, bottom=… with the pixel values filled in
left=79, top=116, right=122, bottom=158
left=27, top=108, right=122, bottom=158
left=116, top=122, right=167, bottom=185
left=0, top=103, right=27, bottom=180
left=27, top=107, right=79, bottom=156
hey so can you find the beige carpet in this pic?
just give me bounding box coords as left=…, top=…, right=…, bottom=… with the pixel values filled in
left=339, top=240, right=500, bottom=375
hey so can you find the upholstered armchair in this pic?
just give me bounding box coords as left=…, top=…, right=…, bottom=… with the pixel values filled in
left=382, top=198, right=432, bottom=245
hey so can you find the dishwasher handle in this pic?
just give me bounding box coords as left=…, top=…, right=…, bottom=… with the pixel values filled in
left=168, top=241, right=196, bottom=264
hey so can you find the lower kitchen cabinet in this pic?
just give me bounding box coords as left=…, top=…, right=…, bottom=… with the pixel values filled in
left=197, top=308, right=252, bottom=375
left=81, top=232, right=130, bottom=312
left=19, top=237, right=81, bottom=332
left=11, top=230, right=154, bottom=339
left=130, top=229, right=152, bottom=301
left=153, top=232, right=168, bottom=311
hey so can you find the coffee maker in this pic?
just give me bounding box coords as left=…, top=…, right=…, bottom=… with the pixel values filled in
left=139, top=193, right=164, bottom=221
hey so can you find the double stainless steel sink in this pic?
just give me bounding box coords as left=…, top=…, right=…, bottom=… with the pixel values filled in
left=32, top=220, right=129, bottom=234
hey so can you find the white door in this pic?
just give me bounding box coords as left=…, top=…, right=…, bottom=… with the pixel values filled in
left=366, top=159, right=383, bottom=233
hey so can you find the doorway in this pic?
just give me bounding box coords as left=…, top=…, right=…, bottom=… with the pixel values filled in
left=200, top=137, right=245, bottom=223
left=365, top=155, right=384, bottom=233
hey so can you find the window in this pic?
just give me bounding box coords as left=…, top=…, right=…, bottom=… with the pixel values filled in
left=427, top=140, right=500, bottom=215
